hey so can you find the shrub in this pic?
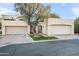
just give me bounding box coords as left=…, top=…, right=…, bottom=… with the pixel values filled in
left=30, top=34, right=57, bottom=41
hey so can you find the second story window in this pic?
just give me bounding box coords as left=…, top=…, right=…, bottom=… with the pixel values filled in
left=19, top=19, right=25, bottom=21
left=4, top=19, right=14, bottom=21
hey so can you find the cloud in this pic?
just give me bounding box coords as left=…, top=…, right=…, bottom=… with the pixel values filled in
left=0, top=7, right=17, bottom=15
left=72, top=8, right=79, bottom=17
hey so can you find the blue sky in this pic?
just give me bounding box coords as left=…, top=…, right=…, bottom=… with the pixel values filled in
left=0, top=3, right=79, bottom=20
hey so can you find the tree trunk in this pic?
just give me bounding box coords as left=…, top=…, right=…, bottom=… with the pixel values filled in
left=30, top=24, right=36, bottom=34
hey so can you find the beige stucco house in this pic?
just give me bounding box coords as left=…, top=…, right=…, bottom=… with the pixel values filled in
left=0, top=15, right=74, bottom=36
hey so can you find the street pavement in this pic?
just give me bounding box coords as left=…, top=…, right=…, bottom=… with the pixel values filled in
left=0, top=39, right=79, bottom=56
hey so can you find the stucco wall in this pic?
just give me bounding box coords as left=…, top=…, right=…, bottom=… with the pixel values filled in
left=48, top=18, right=74, bottom=25
left=2, top=20, right=28, bottom=26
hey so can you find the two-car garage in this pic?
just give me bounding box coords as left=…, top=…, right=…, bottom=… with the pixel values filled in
left=48, top=25, right=72, bottom=35
left=2, top=18, right=30, bottom=35
left=5, top=26, right=28, bottom=34
left=47, top=18, right=74, bottom=35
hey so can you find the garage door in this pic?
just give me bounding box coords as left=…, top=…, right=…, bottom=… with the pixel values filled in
left=48, top=25, right=71, bottom=35
left=5, top=26, right=28, bottom=34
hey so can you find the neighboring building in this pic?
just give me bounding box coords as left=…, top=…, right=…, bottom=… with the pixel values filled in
left=0, top=15, right=74, bottom=36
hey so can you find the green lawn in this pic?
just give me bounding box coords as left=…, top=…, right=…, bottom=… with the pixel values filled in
left=30, top=34, right=57, bottom=41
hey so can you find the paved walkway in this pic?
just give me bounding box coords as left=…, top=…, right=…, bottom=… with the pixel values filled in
left=0, top=34, right=33, bottom=47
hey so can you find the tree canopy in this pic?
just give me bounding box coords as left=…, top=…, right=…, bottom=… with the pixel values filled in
left=49, top=13, right=60, bottom=18
left=14, top=3, right=51, bottom=34
left=14, top=3, right=51, bottom=25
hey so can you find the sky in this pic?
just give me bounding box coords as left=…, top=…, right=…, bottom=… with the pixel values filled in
left=0, top=3, right=79, bottom=20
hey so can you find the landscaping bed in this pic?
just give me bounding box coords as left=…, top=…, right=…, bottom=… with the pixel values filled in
left=30, top=34, right=57, bottom=41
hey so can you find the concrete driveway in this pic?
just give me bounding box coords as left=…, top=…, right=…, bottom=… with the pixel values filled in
left=0, top=34, right=33, bottom=47
left=0, top=39, right=79, bottom=56
left=55, top=35, right=79, bottom=40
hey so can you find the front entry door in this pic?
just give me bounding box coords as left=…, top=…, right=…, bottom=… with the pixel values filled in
left=38, top=26, right=42, bottom=33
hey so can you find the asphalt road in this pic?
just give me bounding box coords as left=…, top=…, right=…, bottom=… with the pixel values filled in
left=0, top=39, right=79, bottom=56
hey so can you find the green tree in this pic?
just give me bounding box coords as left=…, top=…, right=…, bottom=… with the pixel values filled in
left=74, top=17, right=79, bottom=33
left=14, top=3, right=51, bottom=34
left=49, top=13, right=60, bottom=18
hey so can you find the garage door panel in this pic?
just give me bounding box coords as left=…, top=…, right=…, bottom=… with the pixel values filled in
left=6, top=26, right=27, bottom=34
left=48, top=26, right=71, bottom=35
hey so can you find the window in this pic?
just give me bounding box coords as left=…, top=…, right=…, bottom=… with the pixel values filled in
left=40, top=20, right=44, bottom=22
left=4, top=19, right=14, bottom=21
left=19, top=19, right=25, bottom=21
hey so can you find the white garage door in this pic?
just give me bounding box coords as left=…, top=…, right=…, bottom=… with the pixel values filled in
left=6, top=26, right=28, bottom=34
left=48, top=25, right=71, bottom=35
